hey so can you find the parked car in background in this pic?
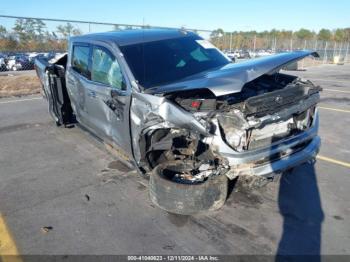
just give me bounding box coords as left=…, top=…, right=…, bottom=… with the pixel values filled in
left=224, top=50, right=251, bottom=60
left=256, top=49, right=274, bottom=57
left=6, top=55, right=34, bottom=71
left=224, top=51, right=236, bottom=62
left=35, top=29, right=321, bottom=215
left=238, top=50, right=251, bottom=59
left=0, top=55, right=7, bottom=71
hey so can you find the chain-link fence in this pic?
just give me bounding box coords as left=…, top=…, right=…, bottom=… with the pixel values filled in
left=212, top=34, right=350, bottom=65
left=0, top=15, right=349, bottom=72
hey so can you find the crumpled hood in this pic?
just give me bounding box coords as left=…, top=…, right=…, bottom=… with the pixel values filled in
left=146, top=51, right=319, bottom=97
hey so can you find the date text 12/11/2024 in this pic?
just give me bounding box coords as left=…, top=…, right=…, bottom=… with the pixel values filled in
left=127, top=256, right=220, bottom=261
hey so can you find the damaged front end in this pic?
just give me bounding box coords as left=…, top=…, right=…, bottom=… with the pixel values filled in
left=205, top=75, right=321, bottom=179
left=130, top=92, right=225, bottom=184
left=130, top=51, right=321, bottom=185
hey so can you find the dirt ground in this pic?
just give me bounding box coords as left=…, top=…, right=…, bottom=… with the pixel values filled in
left=0, top=73, right=41, bottom=98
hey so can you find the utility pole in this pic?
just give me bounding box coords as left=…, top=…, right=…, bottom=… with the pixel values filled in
left=222, top=33, right=225, bottom=50
left=345, top=42, right=349, bottom=63
left=313, top=40, right=318, bottom=66
left=290, top=38, right=293, bottom=51
left=323, top=42, right=328, bottom=64
left=333, top=41, right=337, bottom=62
left=253, top=35, right=256, bottom=56
left=229, top=32, right=232, bottom=52
left=338, top=42, right=343, bottom=57
left=221, top=32, right=226, bottom=51
left=301, top=40, right=307, bottom=69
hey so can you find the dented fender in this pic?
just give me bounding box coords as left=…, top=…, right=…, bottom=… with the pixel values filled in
left=130, top=92, right=210, bottom=163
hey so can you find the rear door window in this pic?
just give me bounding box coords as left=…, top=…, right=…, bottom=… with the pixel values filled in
left=72, top=45, right=90, bottom=78
left=91, top=46, right=125, bottom=90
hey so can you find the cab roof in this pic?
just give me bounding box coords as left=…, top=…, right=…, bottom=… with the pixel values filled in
left=70, top=29, right=196, bottom=47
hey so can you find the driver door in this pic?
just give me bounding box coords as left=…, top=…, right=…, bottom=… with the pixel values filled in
left=84, top=45, right=131, bottom=153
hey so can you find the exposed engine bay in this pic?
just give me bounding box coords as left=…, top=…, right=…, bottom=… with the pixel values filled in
left=136, top=72, right=321, bottom=184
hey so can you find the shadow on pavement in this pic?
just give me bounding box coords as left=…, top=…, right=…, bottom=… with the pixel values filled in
left=276, top=163, right=324, bottom=261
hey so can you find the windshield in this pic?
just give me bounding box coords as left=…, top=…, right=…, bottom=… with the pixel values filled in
left=120, top=35, right=230, bottom=89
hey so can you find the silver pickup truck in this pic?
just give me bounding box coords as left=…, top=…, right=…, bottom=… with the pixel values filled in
left=35, top=29, right=321, bottom=214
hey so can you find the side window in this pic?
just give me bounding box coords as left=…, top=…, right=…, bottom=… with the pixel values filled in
left=72, top=45, right=90, bottom=78
left=91, top=47, right=125, bottom=90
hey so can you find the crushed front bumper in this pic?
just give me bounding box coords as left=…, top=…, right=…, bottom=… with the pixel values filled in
left=232, top=136, right=320, bottom=177
left=206, top=111, right=320, bottom=178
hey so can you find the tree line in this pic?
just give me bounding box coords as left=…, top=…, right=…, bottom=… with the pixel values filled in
left=0, top=18, right=349, bottom=52
left=210, top=28, right=350, bottom=50
left=0, top=18, right=83, bottom=52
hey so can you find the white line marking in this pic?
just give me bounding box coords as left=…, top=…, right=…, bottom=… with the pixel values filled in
left=319, top=106, right=350, bottom=113
left=0, top=97, right=42, bottom=105
left=323, top=89, right=350, bottom=94
left=309, top=78, right=349, bottom=84
left=317, top=155, right=350, bottom=168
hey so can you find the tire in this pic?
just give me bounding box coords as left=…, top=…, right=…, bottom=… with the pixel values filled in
left=149, top=162, right=228, bottom=215
left=12, top=65, right=17, bottom=71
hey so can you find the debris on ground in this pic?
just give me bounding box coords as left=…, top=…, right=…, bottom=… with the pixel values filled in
left=107, top=160, right=133, bottom=172
left=41, top=226, right=53, bottom=233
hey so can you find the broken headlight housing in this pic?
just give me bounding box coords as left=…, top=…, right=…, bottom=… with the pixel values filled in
left=223, top=128, right=247, bottom=150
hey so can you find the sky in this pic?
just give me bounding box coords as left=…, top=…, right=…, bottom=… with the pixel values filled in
left=0, top=0, right=349, bottom=32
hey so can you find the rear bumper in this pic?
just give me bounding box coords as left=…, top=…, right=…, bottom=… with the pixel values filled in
left=208, top=111, right=320, bottom=178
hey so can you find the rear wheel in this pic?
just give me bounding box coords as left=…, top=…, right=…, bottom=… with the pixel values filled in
left=149, top=162, right=228, bottom=215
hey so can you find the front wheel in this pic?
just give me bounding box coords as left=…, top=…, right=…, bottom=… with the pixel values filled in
left=149, top=162, right=228, bottom=215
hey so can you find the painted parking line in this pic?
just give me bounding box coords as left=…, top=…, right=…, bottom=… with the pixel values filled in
left=317, top=155, right=350, bottom=169
left=0, top=97, right=42, bottom=105
left=319, top=107, right=350, bottom=113
left=0, top=214, right=22, bottom=261
left=310, top=78, right=350, bottom=84
left=323, top=89, right=350, bottom=94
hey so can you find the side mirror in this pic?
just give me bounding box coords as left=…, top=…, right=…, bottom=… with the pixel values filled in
left=121, top=79, right=127, bottom=90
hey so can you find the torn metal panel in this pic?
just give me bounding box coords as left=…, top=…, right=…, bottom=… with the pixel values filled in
left=204, top=112, right=319, bottom=166
left=130, top=92, right=210, bottom=164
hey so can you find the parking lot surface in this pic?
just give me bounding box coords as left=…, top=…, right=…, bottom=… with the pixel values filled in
left=0, top=64, right=349, bottom=256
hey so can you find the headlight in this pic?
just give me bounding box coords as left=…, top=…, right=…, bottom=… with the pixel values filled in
left=225, top=129, right=246, bottom=148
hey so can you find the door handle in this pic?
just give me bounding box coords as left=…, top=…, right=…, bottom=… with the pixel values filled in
left=88, top=91, right=96, bottom=98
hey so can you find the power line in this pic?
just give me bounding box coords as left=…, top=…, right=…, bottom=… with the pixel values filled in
left=0, top=14, right=213, bottom=33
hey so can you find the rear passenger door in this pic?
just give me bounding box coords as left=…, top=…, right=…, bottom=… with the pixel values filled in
left=67, top=43, right=91, bottom=123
